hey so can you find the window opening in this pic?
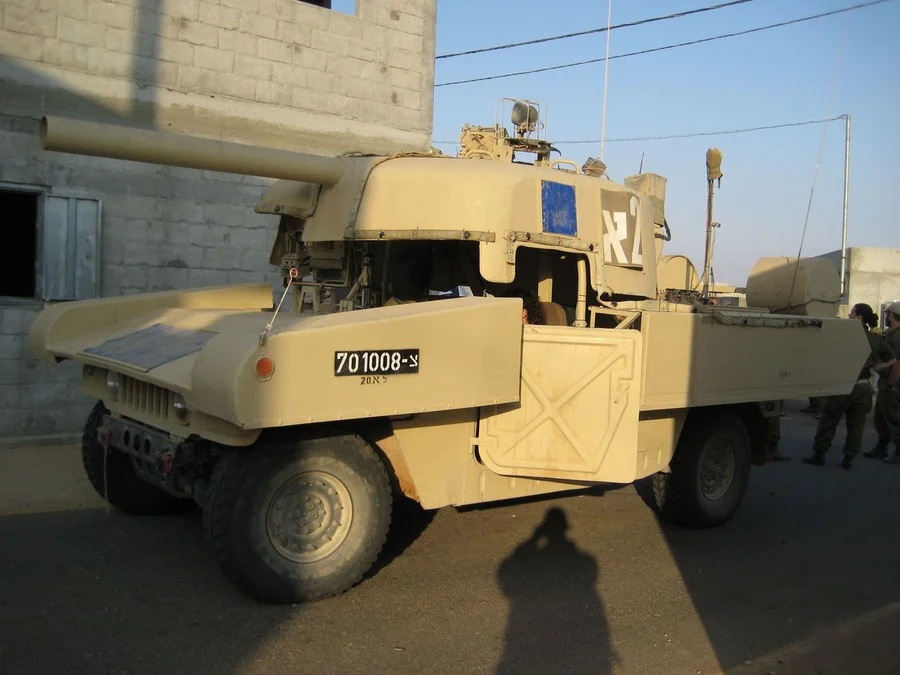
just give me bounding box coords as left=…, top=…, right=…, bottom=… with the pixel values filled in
left=0, top=189, right=38, bottom=298
left=298, top=0, right=356, bottom=15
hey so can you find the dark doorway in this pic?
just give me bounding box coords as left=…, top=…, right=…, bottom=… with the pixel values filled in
left=0, top=190, right=39, bottom=298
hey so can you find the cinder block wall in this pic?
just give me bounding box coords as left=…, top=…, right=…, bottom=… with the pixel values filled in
left=0, top=0, right=437, bottom=440
left=817, top=247, right=900, bottom=321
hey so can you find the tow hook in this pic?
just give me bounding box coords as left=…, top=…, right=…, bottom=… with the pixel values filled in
left=97, top=426, right=111, bottom=447
left=158, top=451, right=175, bottom=477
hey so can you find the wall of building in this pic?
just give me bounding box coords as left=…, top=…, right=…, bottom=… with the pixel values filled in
left=819, top=247, right=900, bottom=324
left=0, top=0, right=437, bottom=441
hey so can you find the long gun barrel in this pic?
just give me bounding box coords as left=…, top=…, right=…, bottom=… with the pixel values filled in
left=39, top=116, right=344, bottom=186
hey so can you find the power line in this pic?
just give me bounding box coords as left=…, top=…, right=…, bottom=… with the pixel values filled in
left=432, top=115, right=847, bottom=146
left=435, top=0, right=894, bottom=87
left=436, top=0, right=755, bottom=60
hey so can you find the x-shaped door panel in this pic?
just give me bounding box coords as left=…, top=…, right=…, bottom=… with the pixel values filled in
left=477, top=326, right=642, bottom=483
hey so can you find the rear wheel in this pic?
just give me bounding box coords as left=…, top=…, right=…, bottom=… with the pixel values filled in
left=638, top=411, right=751, bottom=528
left=82, top=401, right=194, bottom=515
left=204, top=433, right=392, bottom=603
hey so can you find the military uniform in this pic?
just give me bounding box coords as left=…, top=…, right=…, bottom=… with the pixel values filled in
left=806, top=329, right=894, bottom=468
left=867, top=315, right=900, bottom=461
left=766, top=408, right=789, bottom=461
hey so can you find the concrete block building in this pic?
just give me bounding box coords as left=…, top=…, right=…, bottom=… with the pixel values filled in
left=0, top=0, right=438, bottom=440
left=818, top=246, right=900, bottom=324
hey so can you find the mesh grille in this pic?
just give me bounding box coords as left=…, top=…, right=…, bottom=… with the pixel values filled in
left=120, top=375, right=170, bottom=420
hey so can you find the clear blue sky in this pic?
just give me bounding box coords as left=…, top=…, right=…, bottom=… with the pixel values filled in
left=431, top=0, right=900, bottom=286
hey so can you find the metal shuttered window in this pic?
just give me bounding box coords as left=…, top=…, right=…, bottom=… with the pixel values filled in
left=41, top=195, right=102, bottom=301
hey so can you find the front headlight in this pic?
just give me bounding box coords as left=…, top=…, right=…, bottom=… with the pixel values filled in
left=173, top=393, right=190, bottom=424
left=106, top=371, right=120, bottom=400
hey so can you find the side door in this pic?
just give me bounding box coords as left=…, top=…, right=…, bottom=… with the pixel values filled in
left=475, top=324, right=643, bottom=483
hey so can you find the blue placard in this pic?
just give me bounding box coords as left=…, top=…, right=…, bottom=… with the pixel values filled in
left=541, top=180, right=577, bottom=236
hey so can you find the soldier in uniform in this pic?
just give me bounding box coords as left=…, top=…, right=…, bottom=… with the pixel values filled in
left=803, top=303, right=894, bottom=470
left=865, top=301, right=900, bottom=461
left=801, top=396, right=825, bottom=419
left=766, top=414, right=789, bottom=461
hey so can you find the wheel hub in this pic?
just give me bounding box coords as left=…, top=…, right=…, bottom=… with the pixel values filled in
left=266, top=471, right=353, bottom=563
left=699, top=439, right=736, bottom=501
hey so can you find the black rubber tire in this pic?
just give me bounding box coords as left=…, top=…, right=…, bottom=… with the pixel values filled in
left=204, top=434, right=392, bottom=604
left=82, top=401, right=195, bottom=516
left=637, top=411, right=751, bottom=528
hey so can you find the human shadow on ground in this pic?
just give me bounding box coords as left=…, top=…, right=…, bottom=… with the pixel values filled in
left=495, top=506, right=617, bottom=674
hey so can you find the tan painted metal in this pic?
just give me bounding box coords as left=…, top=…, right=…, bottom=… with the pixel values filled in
left=28, top=284, right=274, bottom=364
left=388, top=409, right=627, bottom=510
left=636, top=412, right=687, bottom=478
left=746, top=256, right=842, bottom=317
left=32, top=296, right=523, bottom=434
left=79, top=367, right=260, bottom=447
left=345, top=157, right=662, bottom=299
left=657, top=255, right=701, bottom=292
left=191, top=296, right=524, bottom=429
left=26, top=111, right=876, bottom=517
left=477, top=325, right=643, bottom=483
left=40, top=116, right=345, bottom=185
left=386, top=408, right=684, bottom=510
left=639, top=309, right=870, bottom=410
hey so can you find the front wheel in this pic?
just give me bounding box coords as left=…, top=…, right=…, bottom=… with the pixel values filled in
left=638, top=411, right=751, bottom=528
left=204, top=434, right=392, bottom=603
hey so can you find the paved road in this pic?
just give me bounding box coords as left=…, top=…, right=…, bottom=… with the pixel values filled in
left=2, top=400, right=900, bottom=674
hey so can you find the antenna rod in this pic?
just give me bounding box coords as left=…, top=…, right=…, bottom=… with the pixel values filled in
left=840, top=113, right=851, bottom=298
left=599, top=0, right=612, bottom=162
left=702, top=178, right=715, bottom=296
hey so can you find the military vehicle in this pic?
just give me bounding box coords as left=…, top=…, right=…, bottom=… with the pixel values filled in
left=28, top=100, right=870, bottom=604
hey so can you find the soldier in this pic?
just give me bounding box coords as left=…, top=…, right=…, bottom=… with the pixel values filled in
left=865, top=301, right=900, bottom=461
left=803, top=303, right=893, bottom=470
left=766, top=412, right=790, bottom=461
left=800, top=396, right=825, bottom=419
left=500, top=288, right=546, bottom=325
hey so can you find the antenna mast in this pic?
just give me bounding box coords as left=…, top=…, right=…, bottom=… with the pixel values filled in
left=701, top=148, right=723, bottom=298
left=599, top=0, right=612, bottom=162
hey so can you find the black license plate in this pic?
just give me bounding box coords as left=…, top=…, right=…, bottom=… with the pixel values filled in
left=334, top=349, right=419, bottom=376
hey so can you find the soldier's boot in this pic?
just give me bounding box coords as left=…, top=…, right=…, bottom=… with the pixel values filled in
left=841, top=455, right=853, bottom=471
left=766, top=444, right=790, bottom=462
left=864, top=445, right=888, bottom=459
left=802, top=452, right=826, bottom=467
left=883, top=451, right=900, bottom=465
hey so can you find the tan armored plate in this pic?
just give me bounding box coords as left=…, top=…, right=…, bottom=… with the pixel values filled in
left=28, top=100, right=872, bottom=604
